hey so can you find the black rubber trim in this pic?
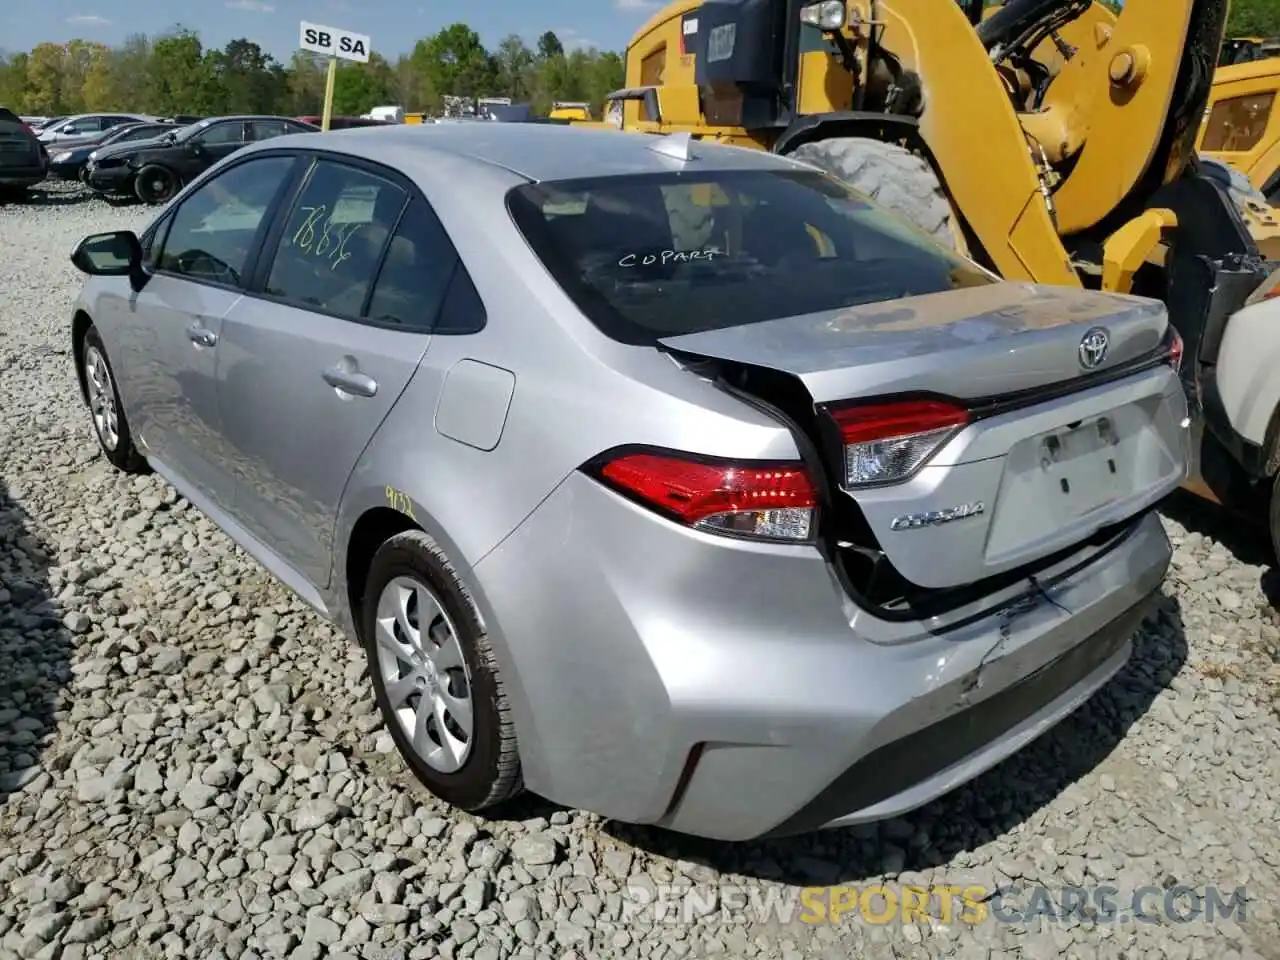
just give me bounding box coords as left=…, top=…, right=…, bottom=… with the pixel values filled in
left=757, top=590, right=1156, bottom=840
left=843, top=512, right=1146, bottom=627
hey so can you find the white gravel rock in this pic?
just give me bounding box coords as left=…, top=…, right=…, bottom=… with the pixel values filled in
left=0, top=183, right=1278, bottom=959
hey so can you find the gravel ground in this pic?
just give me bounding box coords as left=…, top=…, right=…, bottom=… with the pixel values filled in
left=1, top=182, right=1279, bottom=960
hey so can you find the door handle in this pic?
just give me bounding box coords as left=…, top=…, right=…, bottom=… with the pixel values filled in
left=187, top=325, right=217, bottom=347
left=322, top=366, right=378, bottom=398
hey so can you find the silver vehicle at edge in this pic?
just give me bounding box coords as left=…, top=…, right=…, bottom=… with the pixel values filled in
left=67, top=123, right=1190, bottom=841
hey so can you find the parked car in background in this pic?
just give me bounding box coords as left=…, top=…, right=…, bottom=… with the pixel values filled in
left=0, top=107, right=48, bottom=196
left=47, top=121, right=183, bottom=181
left=296, top=115, right=396, bottom=129
left=20, top=115, right=57, bottom=129
left=67, top=123, right=1189, bottom=840
left=83, top=115, right=319, bottom=203
left=38, top=113, right=152, bottom=145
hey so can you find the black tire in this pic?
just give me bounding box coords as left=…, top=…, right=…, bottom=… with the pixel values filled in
left=1269, top=472, right=1280, bottom=569
left=79, top=326, right=148, bottom=474
left=134, top=164, right=179, bottom=204
left=360, top=530, right=523, bottom=811
left=786, top=137, right=965, bottom=251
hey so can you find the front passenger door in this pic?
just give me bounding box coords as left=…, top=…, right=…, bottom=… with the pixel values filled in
left=118, top=154, right=297, bottom=510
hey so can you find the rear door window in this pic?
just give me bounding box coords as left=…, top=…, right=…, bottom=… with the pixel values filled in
left=365, top=197, right=471, bottom=331
left=262, top=159, right=409, bottom=319
left=506, top=168, right=994, bottom=344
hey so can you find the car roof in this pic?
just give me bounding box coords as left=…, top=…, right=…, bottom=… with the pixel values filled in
left=199, top=115, right=309, bottom=123
left=260, top=122, right=802, bottom=183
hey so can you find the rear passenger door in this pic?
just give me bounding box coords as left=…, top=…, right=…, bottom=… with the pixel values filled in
left=216, top=156, right=460, bottom=588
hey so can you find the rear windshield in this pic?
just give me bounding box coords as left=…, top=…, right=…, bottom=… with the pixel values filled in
left=506, top=168, right=995, bottom=345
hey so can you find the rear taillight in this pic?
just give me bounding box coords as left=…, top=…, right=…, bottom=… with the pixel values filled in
left=1164, top=326, right=1184, bottom=373
left=20, top=123, right=34, bottom=136
left=593, top=451, right=818, bottom=542
left=828, top=399, right=970, bottom=488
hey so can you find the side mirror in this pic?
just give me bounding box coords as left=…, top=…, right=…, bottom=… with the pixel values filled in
left=188, top=141, right=204, bottom=154
left=70, top=230, right=150, bottom=292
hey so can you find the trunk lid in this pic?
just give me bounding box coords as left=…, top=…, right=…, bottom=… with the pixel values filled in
left=660, top=283, right=1187, bottom=592
left=659, top=282, right=1168, bottom=404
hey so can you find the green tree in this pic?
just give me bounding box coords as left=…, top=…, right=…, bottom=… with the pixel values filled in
left=147, top=29, right=217, bottom=115
left=0, top=53, right=30, bottom=110
left=209, top=39, right=286, bottom=115
left=286, top=51, right=326, bottom=115
left=1227, top=0, right=1280, bottom=36
left=494, top=35, right=535, bottom=101
left=411, top=24, right=496, bottom=101
left=2, top=23, right=633, bottom=120
left=22, top=43, right=69, bottom=114
left=332, top=52, right=396, bottom=115
left=537, top=31, right=565, bottom=61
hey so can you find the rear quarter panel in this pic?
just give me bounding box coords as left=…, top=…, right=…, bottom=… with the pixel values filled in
left=331, top=151, right=806, bottom=799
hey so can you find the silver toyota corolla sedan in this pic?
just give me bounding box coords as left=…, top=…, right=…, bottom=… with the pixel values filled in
left=67, top=122, right=1189, bottom=841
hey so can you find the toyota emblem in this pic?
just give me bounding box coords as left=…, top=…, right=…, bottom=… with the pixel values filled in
left=1078, top=327, right=1109, bottom=370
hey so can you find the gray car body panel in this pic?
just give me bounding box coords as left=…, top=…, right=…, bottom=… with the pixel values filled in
left=73, top=123, right=1189, bottom=840
left=659, top=283, right=1168, bottom=402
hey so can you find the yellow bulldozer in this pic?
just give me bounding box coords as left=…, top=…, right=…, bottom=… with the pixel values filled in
left=1199, top=54, right=1280, bottom=212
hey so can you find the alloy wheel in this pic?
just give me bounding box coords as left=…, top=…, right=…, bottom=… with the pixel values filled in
left=373, top=575, right=475, bottom=773
left=84, top=345, right=119, bottom=452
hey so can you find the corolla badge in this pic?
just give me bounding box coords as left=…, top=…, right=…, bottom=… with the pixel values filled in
left=890, top=502, right=985, bottom=531
left=1078, top=326, right=1109, bottom=370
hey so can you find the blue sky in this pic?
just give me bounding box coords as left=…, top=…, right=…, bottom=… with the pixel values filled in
left=1, top=0, right=662, bottom=61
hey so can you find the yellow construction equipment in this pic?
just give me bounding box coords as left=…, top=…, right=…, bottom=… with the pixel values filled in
left=1219, top=36, right=1279, bottom=66
left=1200, top=56, right=1280, bottom=210
left=549, top=102, right=594, bottom=121
left=599, top=0, right=1278, bottom=299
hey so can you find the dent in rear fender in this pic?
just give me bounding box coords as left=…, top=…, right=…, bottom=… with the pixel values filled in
left=1214, top=300, right=1280, bottom=447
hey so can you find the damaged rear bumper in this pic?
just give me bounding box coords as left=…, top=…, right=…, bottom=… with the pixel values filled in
left=670, top=514, right=1169, bottom=841
left=473, top=467, right=1172, bottom=842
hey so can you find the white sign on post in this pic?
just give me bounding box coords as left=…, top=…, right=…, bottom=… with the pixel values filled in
left=299, top=20, right=370, bottom=63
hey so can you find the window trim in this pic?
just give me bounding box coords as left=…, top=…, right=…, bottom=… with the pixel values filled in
left=148, top=152, right=304, bottom=294
left=246, top=149, right=482, bottom=335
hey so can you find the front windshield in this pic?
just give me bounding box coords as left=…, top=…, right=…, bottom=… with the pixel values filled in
left=506, top=168, right=995, bottom=345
